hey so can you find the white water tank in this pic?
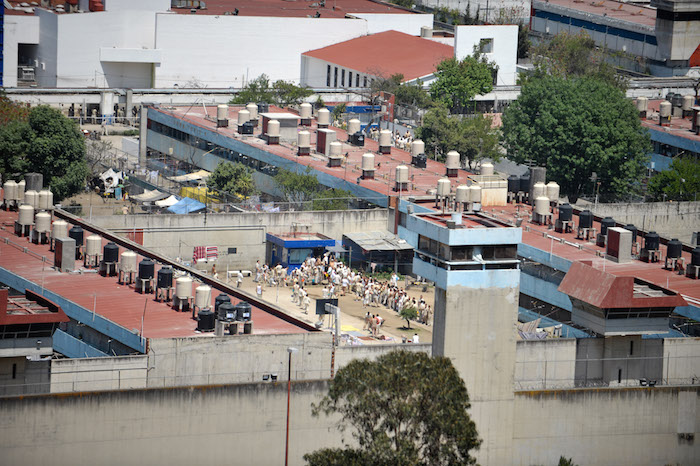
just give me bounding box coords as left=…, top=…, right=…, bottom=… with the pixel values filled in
left=535, top=196, right=550, bottom=216
left=532, top=181, right=546, bottom=199
left=437, top=178, right=451, bottom=197
left=682, top=95, right=694, bottom=111
left=85, top=235, right=101, bottom=256
left=329, top=141, right=343, bottom=157
left=195, top=284, right=212, bottom=309
left=411, top=139, right=425, bottom=156
left=18, top=205, right=34, bottom=225
left=481, top=162, right=494, bottom=176
left=35, top=212, right=51, bottom=233
left=16, top=180, right=25, bottom=203
left=660, top=101, right=672, bottom=118
left=456, top=185, right=469, bottom=203
left=347, top=119, right=361, bottom=135
left=3, top=181, right=17, bottom=202
left=317, top=108, right=331, bottom=126
left=636, top=97, right=648, bottom=112
left=24, top=190, right=38, bottom=209
left=119, top=251, right=137, bottom=273
left=246, top=103, right=258, bottom=120
left=52, top=220, right=68, bottom=239
left=267, top=119, right=280, bottom=137
left=300, top=102, right=312, bottom=120
left=469, top=184, right=482, bottom=203
left=298, top=131, right=311, bottom=149
left=362, top=153, right=375, bottom=171
left=396, top=165, right=409, bottom=183
left=217, top=104, right=228, bottom=121
left=237, top=109, right=250, bottom=125
left=379, top=130, right=391, bottom=147
left=38, top=190, right=53, bottom=210
left=545, top=181, right=560, bottom=201
left=446, top=151, right=460, bottom=169
left=176, top=276, right=193, bottom=299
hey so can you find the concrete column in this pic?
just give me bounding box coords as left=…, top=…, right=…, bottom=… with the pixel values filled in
left=126, top=90, right=133, bottom=125
left=100, top=91, right=115, bottom=124
left=139, top=105, right=148, bottom=168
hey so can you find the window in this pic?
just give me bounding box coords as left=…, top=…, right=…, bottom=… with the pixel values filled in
left=348, top=71, right=353, bottom=87
left=334, top=67, right=338, bottom=87
left=356, top=74, right=360, bottom=87
left=363, top=76, right=367, bottom=87
left=341, top=69, right=345, bottom=87
left=326, top=65, right=331, bottom=87
left=479, top=38, right=494, bottom=53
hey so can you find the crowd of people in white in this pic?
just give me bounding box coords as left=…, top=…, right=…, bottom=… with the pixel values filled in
left=367, top=127, right=415, bottom=151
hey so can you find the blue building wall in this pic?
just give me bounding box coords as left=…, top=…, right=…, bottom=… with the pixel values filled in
left=53, top=330, right=110, bottom=358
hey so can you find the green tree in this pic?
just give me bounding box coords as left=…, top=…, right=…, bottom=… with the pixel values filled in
left=501, top=75, right=650, bottom=201
left=429, top=54, right=495, bottom=110
left=416, top=104, right=501, bottom=169
left=558, top=456, right=578, bottom=466
left=368, top=73, right=431, bottom=109
left=275, top=167, right=320, bottom=206
left=306, top=350, right=480, bottom=466
left=0, top=105, right=88, bottom=201
left=646, top=157, right=700, bottom=201
left=208, top=161, right=256, bottom=199
left=312, top=188, right=354, bottom=211
left=0, top=92, right=30, bottom=125
left=230, top=74, right=313, bottom=107
left=331, top=103, right=346, bottom=122
left=399, top=305, right=418, bottom=329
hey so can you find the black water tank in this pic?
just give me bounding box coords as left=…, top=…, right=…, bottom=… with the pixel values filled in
left=519, top=174, right=531, bottom=194
left=197, top=309, right=215, bottom=332
left=415, top=153, right=427, bottom=169
left=667, top=238, right=683, bottom=259
left=644, top=231, right=660, bottom=251
left=103, top=242, right=119, bottom=263
left=157, top=267, right=173, bottom=288
left=24, top=173, right=43, bottom=192
left=139, top=259, right=155, bottom=279
left=235, top=301, right=252, bottom=321
left=215, top=293, right=231, bottom=313
left=692, top=247, right=700, bottom=266
left=600, top=217, right=615, bottom=236
left=240, top=121, right=254, bottom=135
left=624, top=224, right=638, bottom=243
left=507, top=175, right=519, bottom=193
left=558, top=203, right=573, bottom=222
left=69, top=226, right=84, bottom=246
left=257, top=102, right=269, bottom=113
left=578, top=210, right=593, bottom=229
left=218, top=302, right=236, bottom=321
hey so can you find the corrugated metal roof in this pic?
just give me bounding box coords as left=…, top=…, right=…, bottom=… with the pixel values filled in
left=343, top=230, right=413, bottom=251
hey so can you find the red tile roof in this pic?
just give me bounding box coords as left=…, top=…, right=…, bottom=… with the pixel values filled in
left=172, top=0, right=412, bottom=18
left=303, top=30, right=454, bottom=81
left=534, top=0, right=656, bottom=28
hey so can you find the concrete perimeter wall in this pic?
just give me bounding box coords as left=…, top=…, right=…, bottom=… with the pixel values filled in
left=587, top=201, right=700, bottom=245
left=90, top=209, right=389, bottom=269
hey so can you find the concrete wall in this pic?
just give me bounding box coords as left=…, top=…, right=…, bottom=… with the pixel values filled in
left=419, top=0, right=530, bottom=22
left=90, top=209, right=389, bottom=269
left=587, top=201, right=700, bottom=245
left=664, top=337, right=700, bottom=386
left=454, top=25, right=518, bottom=86
left=0, top=357, right=49, bottom=396
left=334, top=342, right=431, bottom=369
left=512, top=387, right=700, bottom=465
left=50, top=355, right=148, bottom=393
left=515, top=339, right=577, bottom=390
left=1, top=15, right=40, bottom=88
left=351, top=13, right=433, bottom=36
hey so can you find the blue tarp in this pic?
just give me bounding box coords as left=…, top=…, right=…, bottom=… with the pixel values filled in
left=167, top=197, right=206, bottom=214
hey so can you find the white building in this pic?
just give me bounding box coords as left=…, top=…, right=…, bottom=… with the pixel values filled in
left=454, top=24, right=519, bottom=86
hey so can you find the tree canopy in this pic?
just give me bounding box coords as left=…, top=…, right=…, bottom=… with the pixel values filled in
left=369, top=73, right=432, bottom=109
left=275, top=167, right=353, bottom=210
left=429, top=55, right=495, bottom=110
left=646, top=157, right=700, bottom=202
left=416, top=105, right=501, bottom=169
left=0, top=103, right=88, bottom=201
left=230, top=74, right=313, bottom=107
left=305, top=350, right=480, bottom=466
left=502, top=75, right=649, bottom=201
left=208, top=161, right=256, bottom=199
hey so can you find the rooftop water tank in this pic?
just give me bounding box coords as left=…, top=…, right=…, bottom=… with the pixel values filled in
left=138, top=259, right=155, bottom=279
left=197, top=310, right=215, bottom=332
left=411, top=140, right=425, bottom=157
left=624, top=224, right=638, bottom=243
left=519, top=173, right=531, bottom=194
left=103, top=242, right=119, bottom=263
left=362, top=153, right=375, bottom=170
left=157, top=267, right=173, bottom=289
left=52, top=220, right=68, bottom=239
left=507, top=175, right=519, bottom=193
left=298, top=131, right=311, bottom=148
left=379, top=130, right=391, bottom=147
left=644, top=231, right=660, bottom=251
left=437, top=178, right=451, bottom=197
left=267, top=119, right=280, bottom=137
left=600, top=217, right=615, bottom=236
left=469, top=184, right=482, bottom=203
left=456, top=185, right=469, bottom=203
left=218, top=302, right=235, bottom=321
left=666, top=238, right=682, bottom=259
left=18, top=205, right=34, bottom=226
left=481, top=162, right=494, bottom=176
left=532, top=182, right=546, bottom=199
left=692, top=247, right=700, bottom=267
left=682, top=95, right=694, bottom=111
left=85, top=235, right=101, bottom=256
left=17, top=180, right=25, bottom=203
left=119, top=251, right=137, bottom=273
left=659, top=101, right=672, bottom=118
left=396, top=165, right=409, bottom=183
left=246, top=102, right=258, bottom=120
left=446, top=151, right=460, bottom=170
left=347, top=119, right=361, bottom=135
left=217, top=104, right=228, bottom=125
left=558, top=203, right=573, bottom=222
left=24, top=173, right=42, bottom=192
left=176, top=276, right=193, bottom=299
left=329, top=141, right=343, bottom=157
left=235, top=301, right=252, bottom=321
left=534, top=196, right=550, bottom=217
left=578, top=210, right=593, bottom=229
left=530, top=166, right=546, bottom=186
left=35, top=211, right=51, bottom=233
left=299, top=102, right=312, bottom=120
left=636, top=97, right=648, bottom=112
left=195, top=284, right=212, bottom=309
left=24, top=190, right=38, bottom=209
left=38, top=190, right=53, bottom=210
left=317, top=108, right=330, bottom=126
left=3, top=181, right=17, bottom=203
left=545, top=181, right=560, bottom=201
left=215, top=293, right=231, bottom=313
left=237, top=109, right=250, bottom=126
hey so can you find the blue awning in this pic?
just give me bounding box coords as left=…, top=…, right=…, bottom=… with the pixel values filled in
left=167, top=197, right=206, bottom=214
